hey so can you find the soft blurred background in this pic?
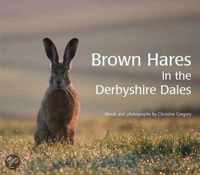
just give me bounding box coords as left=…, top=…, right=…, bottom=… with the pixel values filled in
left=0, top=0, right=200, bottom=117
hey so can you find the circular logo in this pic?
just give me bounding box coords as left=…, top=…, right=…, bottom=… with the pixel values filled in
left=5, top=154, right=21, bottom=170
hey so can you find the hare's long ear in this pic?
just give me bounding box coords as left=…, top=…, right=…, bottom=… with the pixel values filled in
left=63, top=38, right=79, bottom=68
left=43, top=38, right=59, bottom=64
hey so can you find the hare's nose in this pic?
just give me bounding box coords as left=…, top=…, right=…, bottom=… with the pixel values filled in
left=57, top=80, right=62, bottom=85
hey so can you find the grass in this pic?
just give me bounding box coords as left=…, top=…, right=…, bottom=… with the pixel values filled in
left=0, top=117, right=200, bottom=175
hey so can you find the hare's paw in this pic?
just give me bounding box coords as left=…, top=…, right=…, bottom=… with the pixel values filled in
left=34, top=129, right=49, bottom=145
left=67, top=128, right=75, bottom=145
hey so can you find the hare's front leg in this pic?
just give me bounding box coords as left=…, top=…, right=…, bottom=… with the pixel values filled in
left=34, top=127, right=49, bottom=145
left=67, top=127, right=75, bottom=145
left=60, top=126, right=74, bottom=145
left=34, top=111, right=50, bottom=145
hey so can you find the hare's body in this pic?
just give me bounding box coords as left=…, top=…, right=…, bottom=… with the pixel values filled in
left=35, top=86, right=79, bottom=144
left=34, top=37, right=79, bottom=145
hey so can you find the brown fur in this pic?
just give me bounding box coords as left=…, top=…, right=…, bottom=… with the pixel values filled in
left=34, top=37, right=79, bottom=145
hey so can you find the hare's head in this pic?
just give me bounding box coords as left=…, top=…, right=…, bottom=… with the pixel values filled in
left=43, top=37, right=79, bottom=89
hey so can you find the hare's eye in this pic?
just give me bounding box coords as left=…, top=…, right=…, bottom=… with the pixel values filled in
left=64, top=72, right=68, bottom=77
left=52, top=69, right=58, bottom=74
left=53, top=70, right=57, bottom=74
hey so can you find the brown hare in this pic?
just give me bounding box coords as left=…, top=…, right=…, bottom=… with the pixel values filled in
left=34, top=37, right=80, bottom=145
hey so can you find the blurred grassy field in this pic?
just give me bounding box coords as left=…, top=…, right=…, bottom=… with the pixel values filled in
left=0, top=117, right=200, bottom=174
